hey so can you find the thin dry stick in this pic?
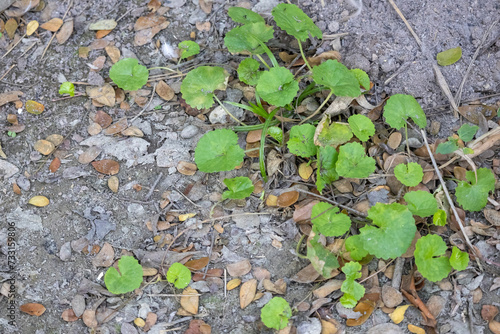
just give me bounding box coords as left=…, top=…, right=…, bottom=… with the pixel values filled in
left=360, top=259, right=395, bottom=283
left=2, top=33, right=27, bottom=58
left=388, top=0, right=422, bottom=48
left=0, top=64, right=16, bottom=81
left=145, top=172, right=163, bottom=200
left=199, top=212, right=271, bottom=224
left=41, top=0, right=73, bottom=60
left=19, top=41, right=37, bottom=58
left=432, top=63, right=459, bottom=118
left=295, top=188, right=368, bottom=218
left=420, top=129, right=478, bottom=257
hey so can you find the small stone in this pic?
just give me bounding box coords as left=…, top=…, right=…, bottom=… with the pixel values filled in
left=430, top=121, right=441, bottom=135
left=437, top=279, right=453, bottom=291
left=382, top=284, right=403, bottom=308
left=59, top=242, right=72, bottom=261
left=180, top=125, right=199, bottom=139
left=296, top=317, right=322, bottom=334
left=367, top=323, right=403, bottom=334
left=426, top=295, right=446, bottom=318
left=0, top=160, right=19, bottom=179
left=328, top=21, right=340, bottom=33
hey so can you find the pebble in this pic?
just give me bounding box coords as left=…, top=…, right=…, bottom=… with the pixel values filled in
left=328, top=21, right=340, bottom=33
left=430, top=121, right=441, bottom=135
left=180, top=125, right=199, bottom=139
left=188, top=9, right=206, bottom=24
left=0, top=160, right=19, bottom=179
left=87, top=71, right=104, bottom=86
left=426, top=295, right=446, bottom=318
left=296, top=317, right=322, bottom=334
left=252, top=0, right=280, bottom=14
left=7, top=208, right=43, bottom=231
left=382, top=284, right=403, bottom=308
left=59, top=242, right=72, bottom=262
left=345, top=53, right=371, bottom=72
left=209, top=105, right=230, bottom=124
left=379, top=56, right=397, bottom=73
left=367, top=323, right=403, bottom=334
left=17, top=175, right=30, bottom=191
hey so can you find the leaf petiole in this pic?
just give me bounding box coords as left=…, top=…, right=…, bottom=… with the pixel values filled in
left=260, top=108, right=279, bottom=182
left=255, top=54, right=271, bottom=69
left=213, top=95, right=247, bottom=126
left=299, top=90, right=334, bottom=124
left=297, top=38, right=312, bottom=72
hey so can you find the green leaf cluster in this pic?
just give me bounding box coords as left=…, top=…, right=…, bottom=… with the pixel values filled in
left=237, top=58, right=262, bottom=86
left=404, top=191, right=438, bottom=217
left=261, top=297, right=292, bottom=330
left=340, top=261, right=365, bottom=308
left=316, top=121, right=352, bottom=147
left=256, top=67, right=299, bottom=107
left=316, top=146, right=339, bottom=193
left=312, top=60, right=361, bottom=97
left=109, top=58, right=149, bottom=91
left=222, top=176, right=254, bottom=200
left=104, top=256, right=143, bottom=294
left=348, top=114, right=375, bottom=142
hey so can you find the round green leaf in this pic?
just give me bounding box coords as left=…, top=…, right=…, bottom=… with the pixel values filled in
left=317, top=121, right=352, bottom=147
left=404, top=190, right=438, bottom=217
left=383, top=94, right=427, bottom=129
left=437, top=47, right=462, bottom=66
left=59, top=81, right=75, bottom=96
left=415, top=234, right=451, bottom=282
left=104, top=256, right=143, bottom=294
left=178, top=40, right=200, bottom=60
left=449, top=246, right=469, bottom=271
left=166, top=262, right=192, bottom=289
left=287, top=124, right=317, bottom=158
left=432, top=209, right=447, bottom=226
left=436, top=139, right=459, bottom=154
left=455, top=168, right=496, bottom=211
left=109, top=58, right=149, bottom=91
left=312, top=60, right=361, bottom=97
left=336, top=142, right=376, bottom=179
left=180, top=66, right=228, bottom=109
left=348, top=114, right=375, bottom=142
left=345, top=235, right=369, bottom=261
left=350, top=69, right=370, bottom=90
left=457, top=123, right=478, bottom=142
left=228, top=7, right=264, bottom=24
left=224, top=22, right=274, bottom=55
left=311, top=202, right=351, bottom=237
left=195, top=129, right=245, bottom=173
left=222, top=176, right=254, bottom=200
left=256, top=67, right=299, bottom=107
left=261, top=297, right=292, bottom=330
left=394, top=162, right=423, bottom=187
left=237, top=58, right=261, bottom=86
left=271, top=3, right=322, bottom=42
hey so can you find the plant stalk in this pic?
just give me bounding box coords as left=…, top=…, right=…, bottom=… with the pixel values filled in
left=256, top=54, right=271, bottom=69
left=297, top=38, right=312, bottom=72
left=260, top=108, right=279, bottom=182
left=299, top=90, right=334, bottom=124
left=213, top=95, right=247, bottom=126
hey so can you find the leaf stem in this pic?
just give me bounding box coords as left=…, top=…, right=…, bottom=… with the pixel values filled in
left=295, top=234, right=308, bottom=259
left=299, top=90, right=334, bottom=124
left=260, top=108, right=279, bottom=182
left=147, top=66, right=180, bottom=74
left=297, top=38, right=312, bottom=72
left=255, top=54, right=271, bottom=70
left=213, top=95, right=247, bottom=126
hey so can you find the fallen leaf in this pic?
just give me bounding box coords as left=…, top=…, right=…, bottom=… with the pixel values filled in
left=291, top=264, right=320, bottom=283
left=78, top=47, right=90, bottom=58
left=346, top=300, right=376, bottom=326
left=20, top=303, right=46, bottom=316
left=179, top=213, right=196, bottom=221
left=266, top=194, right=278, bottom=207
left=41, top=18, right=63, bottom=32
left=134, top=317, right=146, bottom=327
left=144, top=312, right=158, bottom=332
left=92, top=242, right=115, bottom=267
left=484, top=209, right=500, bottom=226
left=56, top=19, right=73, bottom=44
left=199, top=0, right=212, bottom=14
left=196, top=21, right=210, bottom=31
left=89, top=39, right=109, bottom=50
left=12, top=183, right=21, bottom=195
left=78, top=146, right=102, bottom=164
left=5, top=0, right=40, bottom=17
left=177, top=161, right=197, bottom=175
left=91, top=160, right=120, bottom=175
left=134, top=15, right=166, bottom=31
left=313, top=280, right=343, bottom=298
left=6, top=114, right=18, bottom=124
left=95, top=29, right=111, bottom=39
left=227, top=260, right=252, bottom=277
left=387, top=132, right=402, bottom=149
left=293, top=199, right=320, bottom=223
left=481, top=305, right=499, bottom=322
left=26, top=20, right=39, bottom=35
left=104, top=118, right=128, bottom=135
left=227, top=278, right=241, bottom=290
left=185, top=257, right=209, bottom=271
left=86, top=84, right=115, bottom=107
left=156, top=80, right=175, bottom=100
left=490, top=320, right=500, bottom=334
left=107, top=176, right=119, bottom=193
left=82, top=309, right=98, bottom=328
left=148, top=0, right=162, bottom=12
left=181, top=287, right=199, bottom=314
left=458, top=104, right=497, bottom=124
left=142, top=267, right=158, bottom=276
left=89, top=19, right=117, bottom=31
left=239, top=279, right=257, bottom=309
left=45, top=134, right=63, bottom=146
left=61, top=309, right=79, bottom=322
left=0, top=91, right=23, bottom=106
left=298, top=162, right=313, bottom=180
left=26, top=100, right=45, bottom=114
left=320, top=319, right=339, bottom=334
left=408, top=324, right=426, bottom=334
left=49, top=157, right=61, bottom=173
left=277, top=191, right=299, bottom=207
left=185, top=319, right=212, bottom=334
left=94, top=110, right=113, bottom=128
left=389, top=304, right=411, bottom=324
left=88, top=121, right=101, bottom=134
left=28, top=195, right=49, bottom=207
left=5, top=18, right=18, bottom=39
left=105, top=46, right=121, bottom=63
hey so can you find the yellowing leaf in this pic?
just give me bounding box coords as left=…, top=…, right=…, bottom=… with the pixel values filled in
left=28, top=196, right=49, bottom=207
left=134, top=318, right=146, bottom=327
left=389, top=304, right=411, bottom=324
left=26, top=100, right=45, bottom=114
left=227, top=278, right=242, bottom=290
left=108, top=176, right=119, bottom=193
left=89, top=19, right=117, bottom=31
left=26, top=20, right=39, bottom=36
left=240, top=279, right=257, bottom=309
left=408, top=324, right=426, bottom=334
left=181, top=287, right=199, bottom=315
left=5, top=18, right=18, bottom=39
left=179, top=213, right=196, bottom=221
left=298, top=162, right=313, bottom=180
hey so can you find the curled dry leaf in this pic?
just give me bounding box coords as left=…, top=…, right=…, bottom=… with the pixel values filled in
left=181, top=287, right=199, bottom=315
left=61, top=309, right=79, bottom=322
left=56, top=19, right=73, bottom=44
left=41, top=18, right=63, bottom=32
left=177, top=161, right=197, bottom=176
left=28, top=195, right=49, bottom=207
left=20, top=303, right=46, bottom=316
left=156, top=80, right=175, bottom=101
left=227, top=259, right=252, bottom=277
left=277, top=191, right=299, bottom=207
left=227, top=278, right=241, bottom=290
left=49, top=157, right=61, bottom=173
left=239, top=279, right=257, bottom=309
left=121, top=126, right=144, bottom=137
left=108, top=176, right=119, bottom=193
left=389, top=304, right=411, bottom=324
left=91, top=160, right=120, bottom=175
left=346, top=300, right=376, bottom=326
left=86, top=84, right=116, bottom=107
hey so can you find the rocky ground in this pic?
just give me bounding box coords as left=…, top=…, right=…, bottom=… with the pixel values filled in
left=0, top=0, right=499, bottom=333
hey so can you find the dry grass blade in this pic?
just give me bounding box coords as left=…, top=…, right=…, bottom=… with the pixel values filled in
left=388, top=0, right=422, bottom=49
left=432, top=64, right=459, bottom=118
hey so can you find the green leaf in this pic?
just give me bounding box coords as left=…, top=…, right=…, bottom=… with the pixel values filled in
left=350, top=69, right=370, bottom=90
left=340, top=261, right=365, bottom=308
left=178, top=40, right=200, bottom=60
left=432, top=209, right=447, bottom=226
left=237, top=58, right=262, bottom=86
left=104, top=256, right=143, bottom=294
left=336, top=142, right=376, bottom=179
left=261, top=297, right=292, bottom=330
left=449, top=246, right=469, bottom=271
left=312, top=60, right=361, bottom=97
left=311, top=202, right=351, bottom=237
left=345, top=235, right=369, bottom=261
left=166, top=262, right=192, bottom=289
left=394, top=162, right=424, bottom=187
left=383, top=94, right=427, bottom=129
left=463, top=147, right=474, bottom=155
left=224, top=22, right=274, bottom=55
left=457, top=123, right=478, bottom=142
left=316, top=145, right=339, bottom=193
left=359, top=203, right=416, bottom=259
left=267, top=126, right=283, bottom=144
left=307, top=237, right=340, bottom=278
left=180, top=66, right=228, bottom=109
left=256, top=67, right=299, bottom=107
left=404, top=191, right=438, bottom=217
left=436, top=139, right=459, bottom=154
left=222, top=176, right=254, bottom=200
left=348, top=114, right=375, bottom=142
left=287, top=124, right=317, bottom=158
left=437, top=47, right=462, bottom=66
left=59, top=82, right=75, bottom=96
left=109, top=58, right=149, bottom=91
left=414, top=234, right=451, bottom=282
left=317, top=121, right=353, bottom=147
left=271, top=3, right=322, bottom=42
left=228, top=7, right=265, bottom=24
left=194, top=129, right=245, bottom=172
left=455, top=168, right=496, bottom=211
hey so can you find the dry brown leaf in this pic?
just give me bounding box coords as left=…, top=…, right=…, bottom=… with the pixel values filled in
left=95, top=29, right=111, bottom=39
left=181, top=287, right=199, bottom=315
left=293, top=199, right=319, bottom=223
left=134, top=15, right=167, bottom=31
left=346, top=300, right=376, bottom=326
left=266, top=194, right=278, bottom=207
left=90, top=56, right=106, bottom=72
left=313, top=280, right=343, bottom=298
left=246, top=129, right=262, bottom=143
left=121, top=126, right=144, bottom=137
left=148, top=0, right=161, bottom=12
left=185, top=257, right=209, bottom=271
left=199, top=0, right=212, bottom=14
left=193, top=268, right=223, bottom=281
left=28, top=195, right=49, bottom=207
left=82, top=309, right=98, bottom=328
left=227, top=259, right=252, bottom=277
left=407, top=324, right=426, bottom=334
left=92, top=242, right=115, bottom=267
left=91, top=160, right=120, bottom=175
left=94, top=110, right=113, bottom=128
left=142, top=267, right=158, bottom=276
left=87, top=84, right=115, bottom=107
left=143, top=312, right=158, bottom=332
left=484, top=209, right=500, bottom=226
left=107, top=176, right=119, bottom=193
left=78, top=47, right=90, bottom=58
left=387, top=132, right=402, bottom=150
left=89, top=39, right=109, bottom=50
left=105, top=46, right=121, bottom=63
left=104, top=118, right=128, bottom=135
left=156, top=80, right=175, bottom=100
left=490, top=320, right=500, bottom=334
left=5, top=0, right=40, bottom=17
left=134, top=20, right=170, bottom=46
left=458, top=104, right=497, bottom=124
left=41, top=18, right=63, bottom=32
left=61, top=309, right=79, bottom=322
left=12, top=183, right=21, bottom=195
left=56, top=19, right=73, bottom=44
left=196, top=21, right=210, bottom=31
left=49, top=157, right=61, bottom=173
left=246, top=142, right=260, bottom=158
left=291, top=264, right=320, bottom=283
left=277, top=191, right=299, bottom=207
left=481, top=305, right=499, bottom=322
left=34, top=139, right=55, bottom=155
left=44, top=134, right=63, bottom=146
left=177, top=161, right=197, bottom=176
left=26, top=20, right=38, bottom=35
left=239, top=279, right=257, bottom=309
left=20, top=303, right=46, bottom=316
left=5, top=18, right=18, bottom=39
left=0, top=91, right=23, bottom=106
left=78, top=146, right=102, bottom=164
left=320, top=319, right=339, bottom=334
left=7, top=114, right=18, bottom=124
left=227, top=278, right=241, bottom=291
left=185, top=319, right=212, bottom=334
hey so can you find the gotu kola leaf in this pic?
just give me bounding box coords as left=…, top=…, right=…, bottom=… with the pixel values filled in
left=109, top=58, right=149, bottom=91
left=237, top=58, right=261, bottom=86
left=195, top=129, right=245, bottom=173
left=359, top=202, right=416, bottom=259
left=449, top=246, right=469, bottom=271
left=316, top=121, right=352, bottom=147
left=457, top=123, right=478, bottom=142
left=178, top=40, right=200, bottom=60
left=394, top=162, right=423, bottom=187
left=271, top=3, right=322, bottom=42
left=166, top=262, right=191, bottom=289
left=222, top=176, right=254, bottom=200
left=348, top=114, right=375, bottom=142
left=316, top=145, right=339, bottom=193
left=404, top=190, right=438, bottom=217
left=311, top=202, right=351, bottom=237
left=436, top=139, right=459, bottom=154
left=59, top=82, right=75, bottom=96
left=345, top=235, right=369, bottom=261
left=312, top=60, right=361, bottom=97
left=383, top=94, right=427, bottom=129
left=224, top=22, right=274, bottom=55
left=455, top=167, right=496, bottom=211
left=340, top=261, right=365, bottom=308
left=350, top=68, right=370, bottom=90
left=256, top=66, right=299, bottom=107
left=261, top=297, right=292, bottom=330
left=437, top=46, right=462, bottom=66
left=414, top=234, right=451, bottom=282
left=228, top=7, right=265, bottom=24
left=180, top=66, right=228, bottom=109
left=104, top=256, right=143, bottom=294
left=287, top=124, right=317, bottom=158
left=335, top=142, right=376, bottom=179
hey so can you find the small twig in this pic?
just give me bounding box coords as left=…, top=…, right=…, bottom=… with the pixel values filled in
left=384, top=62, right=411, bottom=85
left=174, top=187, right=203, bottom=208
left=116, top=7, right=134, bottom=22
left=323, top=32, right=349, bottom=39
left=19, top=41, right=37, bottom=58
left=130, top=82, right=157, bottom=123
left=145, top=172, right=163, bottom=200
left=360, top=259, right=395, bottom=283
left=41, top=0, right=73, bottom=60
left=0, top=64, right=16, bottom=81
left=388, top=0, right=422, bottom=49
left=295, top=188, right=368, bottom=218
left=51, top=92, right=86, bottom=102
left=199, top=212, right=271, bottom=223
left=2, top=33, right=26, bottom=59
left=432, top=63, right=459, bottom=118
left=146, top=293, right=201, bottom=297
